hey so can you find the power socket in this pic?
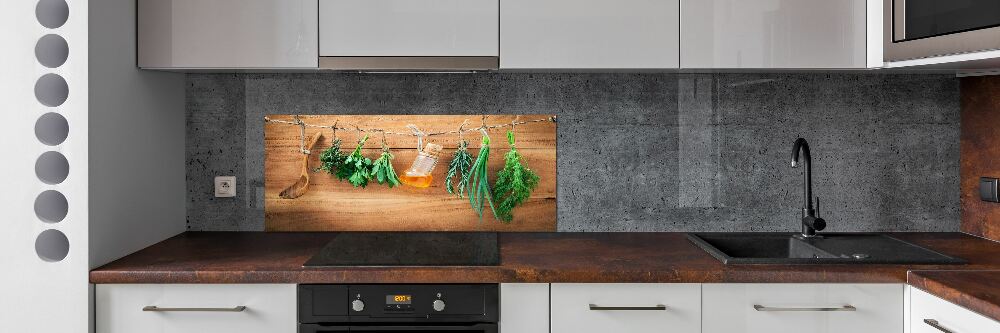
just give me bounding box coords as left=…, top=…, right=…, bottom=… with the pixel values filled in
left=215, top=176, right=236, bottom=198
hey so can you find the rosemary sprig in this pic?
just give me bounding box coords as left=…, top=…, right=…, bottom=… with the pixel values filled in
left=372, top=145, right=401, bottom=188
left=464, top=135, right=497, bottom=221
left=445, top=140, right=473, bottom=197
left=493, top=131, right=540, bottom=223
left=317, top=138, right=347, bottom=174
left=339, top=135, right=373, bottom=188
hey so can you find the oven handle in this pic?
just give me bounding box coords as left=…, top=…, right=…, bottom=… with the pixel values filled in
left=300, top=323, right=497, bottom=332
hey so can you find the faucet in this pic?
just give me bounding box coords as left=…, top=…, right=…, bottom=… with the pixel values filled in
left=791, top=138, right=826, bottom=237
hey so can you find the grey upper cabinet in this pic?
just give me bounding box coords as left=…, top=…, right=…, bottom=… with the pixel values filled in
left=680, top=0, right=879, bottom=69
left=138, top=0, right=318, bottom=69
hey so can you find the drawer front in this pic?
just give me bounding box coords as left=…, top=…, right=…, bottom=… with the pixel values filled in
left=910, top=287, right=1000, bottom=333
left=96, top=284, right=296, bottom=333
left=703, top=283, right=903, bottom=333
left=551, top=283, right=701, bottom=333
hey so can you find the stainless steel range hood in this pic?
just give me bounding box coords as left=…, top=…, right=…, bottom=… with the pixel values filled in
left=318, top=56, right=499, bottom=72
left=318, top=0, right=500, bottom=72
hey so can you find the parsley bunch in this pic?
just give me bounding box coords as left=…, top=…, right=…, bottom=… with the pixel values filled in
left=339, top=135, right=373, bottom=188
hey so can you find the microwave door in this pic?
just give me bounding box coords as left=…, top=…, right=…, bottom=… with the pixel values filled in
left=895, top=0, right=1000, bottom=42
left=885, top=0, right=1000, bottom=61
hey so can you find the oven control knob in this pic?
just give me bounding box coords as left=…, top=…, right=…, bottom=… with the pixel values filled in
left=432, top=299, right=446, bottom=312
left=351, top=299, right=365, bottom=312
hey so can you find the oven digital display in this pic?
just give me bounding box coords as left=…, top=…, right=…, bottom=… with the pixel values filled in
left=386, top=295, right=412, bottom=305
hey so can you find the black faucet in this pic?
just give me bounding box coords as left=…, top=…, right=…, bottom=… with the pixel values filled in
left=791, top=138, right=826, bottom=237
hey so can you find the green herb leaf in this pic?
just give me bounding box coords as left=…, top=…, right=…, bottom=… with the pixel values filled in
left=340, top=135, right=373, bottom=188
left=492, top=131, right=539, bottom=223
left=464, top=135, right=498, bottom=221
left=445, top=140, right=473, bottom=197
left=317, top=138, right=347, bottom=174
left=372, top=146, right=401, bottom=188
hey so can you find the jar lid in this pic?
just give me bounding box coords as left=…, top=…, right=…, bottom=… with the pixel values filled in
left=422, top=143, right=444, bottom=157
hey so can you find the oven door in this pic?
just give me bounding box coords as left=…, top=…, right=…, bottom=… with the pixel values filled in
left=885, top=0, right=1000, bottom=61
left=300, top=323, right=498, bottom=333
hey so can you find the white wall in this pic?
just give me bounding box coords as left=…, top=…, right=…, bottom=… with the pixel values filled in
left=1, top=0, right=185, bottom=331
left=0, top=0, right=90, bottom=331
left=88, top=0, right=186, bottom=270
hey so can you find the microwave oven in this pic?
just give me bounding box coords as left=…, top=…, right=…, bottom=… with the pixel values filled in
left=885, top=0, right=1000, bottom=62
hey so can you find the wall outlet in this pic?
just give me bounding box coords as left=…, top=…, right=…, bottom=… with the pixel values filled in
left=215, top=176, right=236, bottom=198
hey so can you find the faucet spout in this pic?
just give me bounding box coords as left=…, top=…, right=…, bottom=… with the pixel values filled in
left=791, top=138, right=825, bottom=237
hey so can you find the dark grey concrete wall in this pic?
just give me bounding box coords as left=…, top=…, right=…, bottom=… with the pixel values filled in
left=186, top=73, right=960, bottom=232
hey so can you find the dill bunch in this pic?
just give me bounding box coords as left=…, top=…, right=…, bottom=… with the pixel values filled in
left=493, top=131, right=539, bottom=223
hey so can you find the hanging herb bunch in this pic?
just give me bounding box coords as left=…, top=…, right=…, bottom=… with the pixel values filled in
left=338, top=134, right=374, bottom=188
left=371, top=134, right=401, bottom=188
left=464, top=133, right=497, bottom=221
left=445, top=140, right=473, bottom=197
left=493, top=130, right=540, bottom=223
left=317, top=136, right=347, bottom=174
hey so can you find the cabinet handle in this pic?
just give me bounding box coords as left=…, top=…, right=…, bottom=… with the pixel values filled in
left=923, top=319, right=954, bottom=333
left=753, top=305, right=856, bottom=312
left=142, top=306, right=247, bottom=312
left=588, top=304, right=667, bottom=311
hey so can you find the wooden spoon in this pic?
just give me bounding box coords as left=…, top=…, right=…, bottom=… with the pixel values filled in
left=279, top=132, right=323, bottom=199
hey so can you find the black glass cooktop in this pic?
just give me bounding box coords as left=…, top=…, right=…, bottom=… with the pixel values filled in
left=303, top=232, right=500, bottom=267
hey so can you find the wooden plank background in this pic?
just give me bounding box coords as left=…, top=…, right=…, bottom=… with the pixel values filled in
left=264, top=115, right=557, bottom=231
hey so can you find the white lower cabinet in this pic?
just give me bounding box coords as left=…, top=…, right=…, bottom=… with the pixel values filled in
left=910, top=287, right=1000, bottom=333
left=95, top=284, right=296, bottom=333
left=702, top=283, right=904, bottom=333
left=500, top=283, right=549, bottom=333
left=551, top=283, right=701, bottom=333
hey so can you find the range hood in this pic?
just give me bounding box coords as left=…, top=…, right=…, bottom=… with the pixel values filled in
left=318, top=56, right=499, bottom=72
left=318, top=0, right=500, bottom=72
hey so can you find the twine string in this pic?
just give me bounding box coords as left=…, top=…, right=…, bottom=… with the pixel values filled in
left=263, top=115, right=555, bottom=139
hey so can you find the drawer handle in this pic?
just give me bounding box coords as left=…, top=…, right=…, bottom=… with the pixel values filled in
left=589, top=304, right=667, bottom=311
left=142, top=306, right=247, bottom=312
left=753, top=305, right=856, bottom=312
left=923, top=319, right=954, bottom=333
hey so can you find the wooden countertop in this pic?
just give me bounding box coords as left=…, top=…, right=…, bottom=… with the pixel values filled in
left=908, top=270, right=1000, bottom=322
left=90, top=232, right=1000, bottom=284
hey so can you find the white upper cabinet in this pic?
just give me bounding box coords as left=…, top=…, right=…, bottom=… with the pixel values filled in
left=681, top=0, right=876, bottom=69
left=319, top=0, right=499, bottom=57
left=138, top=0, right=318, bottom=69
left=500, top=0, right=680, bottom=69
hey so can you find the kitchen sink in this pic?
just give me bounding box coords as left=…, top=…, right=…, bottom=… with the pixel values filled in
left=687, top=233, right=965, bottom=265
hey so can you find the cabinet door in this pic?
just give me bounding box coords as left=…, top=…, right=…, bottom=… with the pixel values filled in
left=681, top=0, right=868, bottom=68
left=96, top=284, right=297, bottom=333
left=138, top=0, right=318, bottom=69
left=551, top=283, right=701, bottom=333
left=501, top=0, right=680, bottom=69
left=910, top=287, right=1000, bottom=333
left=702, top=283, right=903, bottom=333
left=500, top=284, right=548, bottom=333
left=319, top=0, right=499, bottom=57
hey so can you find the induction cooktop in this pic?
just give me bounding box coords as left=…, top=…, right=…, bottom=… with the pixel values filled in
left=303, top=232, right=500, bottom=267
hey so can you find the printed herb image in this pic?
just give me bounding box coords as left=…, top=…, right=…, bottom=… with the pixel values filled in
left=493, top=131, right=539, bottom=223
left=445, top=140, right=473, bottom=197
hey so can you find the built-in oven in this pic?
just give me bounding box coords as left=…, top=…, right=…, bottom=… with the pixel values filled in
left=885, top=0, right=1000, bottom=62
left=299, top=284, right=498, bottom=333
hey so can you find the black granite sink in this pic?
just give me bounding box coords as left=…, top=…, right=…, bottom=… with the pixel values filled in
left=687, top=233, right=966, bottom=265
